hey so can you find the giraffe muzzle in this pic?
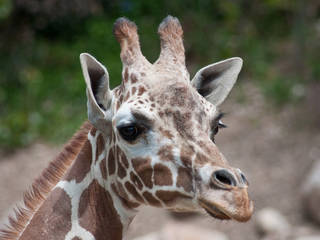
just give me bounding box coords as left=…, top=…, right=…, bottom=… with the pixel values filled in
left=198, top=167, right=253, bottom=222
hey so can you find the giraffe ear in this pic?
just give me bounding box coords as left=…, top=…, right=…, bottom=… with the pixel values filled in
left=80, top=53, right=112, bottom=128
left=191, top=57, right=243, bottom=106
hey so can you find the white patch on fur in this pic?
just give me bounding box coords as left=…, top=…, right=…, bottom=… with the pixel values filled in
left=198, top=164, right=216, bottom=185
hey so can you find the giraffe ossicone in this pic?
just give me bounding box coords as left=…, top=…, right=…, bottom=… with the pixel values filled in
left=0, top=16, right=253, bottom=240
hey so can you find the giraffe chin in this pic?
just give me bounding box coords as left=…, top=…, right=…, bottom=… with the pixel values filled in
left=199, top=200, right=231, bottom=220
left=204, top=208, right=231, bottom=220
left=199, top=199, right=253, bottom=222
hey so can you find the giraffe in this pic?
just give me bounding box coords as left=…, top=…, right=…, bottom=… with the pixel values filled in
left=0, top=16, right=253, bottom=240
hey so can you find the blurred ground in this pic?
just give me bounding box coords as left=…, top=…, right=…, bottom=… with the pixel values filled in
left=0, top=83, right=320, bottom=239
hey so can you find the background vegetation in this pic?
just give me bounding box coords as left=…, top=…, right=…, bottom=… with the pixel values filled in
left=0, top=0, right=319, bottom=150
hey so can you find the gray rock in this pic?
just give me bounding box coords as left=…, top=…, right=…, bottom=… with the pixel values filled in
left=256, top=208, right=291, bottom=236
left=301, top=160, right=320, bottom=225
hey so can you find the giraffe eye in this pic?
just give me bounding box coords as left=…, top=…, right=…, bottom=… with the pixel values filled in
left=118, top=124, right=143, bottom=141
left=210, top=120, right=227, bottom=142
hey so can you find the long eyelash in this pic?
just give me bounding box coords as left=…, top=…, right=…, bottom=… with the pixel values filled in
left=218, top=120, right=227, bottom=128
left=215, top=112, right=227, bottom=126
left=210, top=112, right=227, bottom=143
left=212, top=112, right=227, bottom=129
left=216, top=112, right=225, bottom=121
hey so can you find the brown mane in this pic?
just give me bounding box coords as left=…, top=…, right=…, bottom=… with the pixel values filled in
left=0, top=121, right=93, bottom=240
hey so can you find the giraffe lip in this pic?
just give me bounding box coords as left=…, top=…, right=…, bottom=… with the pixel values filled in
left=199, top=199, right=231, bottom=220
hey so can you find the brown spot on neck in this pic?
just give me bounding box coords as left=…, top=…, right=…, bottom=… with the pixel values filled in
left=78, top=180, right=122, bottom=240
left=19, top=188, right=72, bottom=240
left=64, top=139, right=92, bottom=183
left=95, top=134, right=105, bottom=163
left=108, top=148, right=116, bottom=175
left=100, top=158, right=107, bottom=180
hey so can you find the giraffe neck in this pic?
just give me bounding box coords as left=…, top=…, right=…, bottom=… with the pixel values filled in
left=9, top=125, right=138, bottom=240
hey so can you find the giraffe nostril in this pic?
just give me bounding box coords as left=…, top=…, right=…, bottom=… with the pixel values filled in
left=212, top=169, right=236, bottom=188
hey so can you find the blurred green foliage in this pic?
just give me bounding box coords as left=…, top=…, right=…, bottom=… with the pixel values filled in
left=0, top=0, right=319, bottom=149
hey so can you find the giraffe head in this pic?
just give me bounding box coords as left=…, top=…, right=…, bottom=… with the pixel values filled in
left=80, top=16, right=253, bottom=222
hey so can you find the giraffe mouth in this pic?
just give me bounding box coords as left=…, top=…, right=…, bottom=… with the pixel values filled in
left=199, top=199, right=231, bottom=220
